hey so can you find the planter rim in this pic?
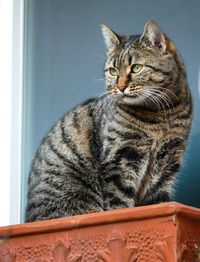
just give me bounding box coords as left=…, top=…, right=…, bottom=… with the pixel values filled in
left=0, top=202, right=200, bottom=238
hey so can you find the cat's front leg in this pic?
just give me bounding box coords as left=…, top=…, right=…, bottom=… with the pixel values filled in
left=101, top=145, right=148, bottom=210
left=139, top=138, right=185, bottom=206
left=140, top=190, right=171, bottom=206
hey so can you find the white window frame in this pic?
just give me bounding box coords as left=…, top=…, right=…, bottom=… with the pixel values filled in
left=0, top=0, right=24, bottom=226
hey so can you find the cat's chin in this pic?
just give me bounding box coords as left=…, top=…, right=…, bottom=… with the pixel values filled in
left=119, top=94, right=144, bottom=106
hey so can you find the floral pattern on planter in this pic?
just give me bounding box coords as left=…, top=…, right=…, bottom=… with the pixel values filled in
left=97, top=232, right=138, bottom=261
left=0, top=246, right=16, bottom=262
left=1, top=229, right=173, bottom=262
left=52, top=241, right=81, bottom=262
left=178, top=230, right=200, bottom=262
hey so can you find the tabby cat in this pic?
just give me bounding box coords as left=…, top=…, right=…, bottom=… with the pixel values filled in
left=25, top=21, right=192, bottom=222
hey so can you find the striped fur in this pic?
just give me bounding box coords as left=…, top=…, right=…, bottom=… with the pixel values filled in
left=25, top=21, right=192, bottom=222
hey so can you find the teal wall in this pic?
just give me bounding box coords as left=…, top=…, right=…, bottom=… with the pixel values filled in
left=22, top=0, right=200, bottom=219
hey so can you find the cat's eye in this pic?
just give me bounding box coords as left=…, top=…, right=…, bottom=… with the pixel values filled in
left=131, top=64, right=143, bottom=74
left=109, top=67, right=118, bottom=76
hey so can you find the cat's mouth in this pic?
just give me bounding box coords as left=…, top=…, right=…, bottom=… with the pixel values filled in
left=119, top=91, right=143, bottom=106
left=122, top=88, right=142, bottom=99
left=123, top=93, right=138, bottom=99
left=112, top=86, right=148, bottom=105
left=113, top=86, right=142, bottom=97
left=113, top=86, right=147, bottom=105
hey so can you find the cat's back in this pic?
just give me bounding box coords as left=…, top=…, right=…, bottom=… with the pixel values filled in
left=26, top=98, right=106, bottom=221
left=30, top=98, right=96, bottom=179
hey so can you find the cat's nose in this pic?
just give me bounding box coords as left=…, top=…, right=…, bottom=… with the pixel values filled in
left=117, top=78, right=129, bottom=92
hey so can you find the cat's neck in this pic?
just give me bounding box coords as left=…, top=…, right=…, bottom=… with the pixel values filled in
left=116, top=101, right=166, bottom=119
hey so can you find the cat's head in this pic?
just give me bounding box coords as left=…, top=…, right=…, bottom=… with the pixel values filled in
left=101, top=21, right=184, bottom=108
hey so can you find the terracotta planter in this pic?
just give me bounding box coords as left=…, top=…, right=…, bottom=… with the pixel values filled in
left=0, top=202, right=200, bottom=261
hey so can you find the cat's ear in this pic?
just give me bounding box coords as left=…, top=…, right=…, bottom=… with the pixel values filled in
left=101, top=24, right=121, bottom=51
left=141, top=20, right=166, bottom=52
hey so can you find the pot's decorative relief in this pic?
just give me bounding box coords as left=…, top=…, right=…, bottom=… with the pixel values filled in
left=52, top=241, right=81, bottom=262
left=97, top=233, right=138, bottom=262
left=0, top=202, right=200, bottom=262
left=0, top=246, right=16, bottom=262
left=0, top=229, right=174, bottom=261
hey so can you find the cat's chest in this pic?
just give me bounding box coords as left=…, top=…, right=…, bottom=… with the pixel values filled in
left=100, top=116, right=172, bottom=161
left=100, top=119, right=153, bottom=155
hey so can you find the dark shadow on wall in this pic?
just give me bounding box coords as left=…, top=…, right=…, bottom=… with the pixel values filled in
left=175, top=133, right=200, bottom=208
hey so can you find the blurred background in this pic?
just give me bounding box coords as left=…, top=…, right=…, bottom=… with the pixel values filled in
left=22, top=0, right=200, bottom=220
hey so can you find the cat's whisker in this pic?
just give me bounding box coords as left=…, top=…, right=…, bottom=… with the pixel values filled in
left=152, top=88, right=178, bottom=118
left=106, top=96, right=115, bottom=116
left=142, top=90, right=162, bottom=111
left=146, top=89, right=170, bottom=118
left=93, top=94, right=108, bottom=114
left=143, top=86, right=176, bottom=112
left=146, top=94, right=161, bottom=111
left=110, top=95, right=120, bottom=117
left=152, top=88, right=175, bottom=109
left=93, top=93, right=113, bottom=118
left=160, top=87, right=179, bottom=102
left=146, top=89, right=171, bottom=118
left=105, top=95, right=115, bottom=110
left=110, top=96, right=118, bottom=116
left=93, top=92, right=110, bottom=105
left=154, top=91, right=174, bottom=116
left=93, top=78, right=105, bottom=84
left=144, top=88, right=173, bottom=116
left=137, top=92, right=150, bottom=108
left=152, top=91, right=171, bottom=110
left=90, top=78, right=106, bottom=88
left=91, top=54, right=106, bottom=60
left=93, top=99, right=105, bottom=117
left=142, top=93, right=160, bottom=111
left=158, top=93, right=173, bottom=111
left=147, top=87, right=176, bottom=110
left=104, top=96, right=112, bottom=115
left=162, top=92, right=176, bottom=109
left=153, top=93, right=170, bottom=117
left=149, top=95, right=163, bottom=111
left=103, top=96, right=115, bottom=119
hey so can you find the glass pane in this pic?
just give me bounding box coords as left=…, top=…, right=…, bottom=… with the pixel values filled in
left=22, top=0, right=200, bottom=221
